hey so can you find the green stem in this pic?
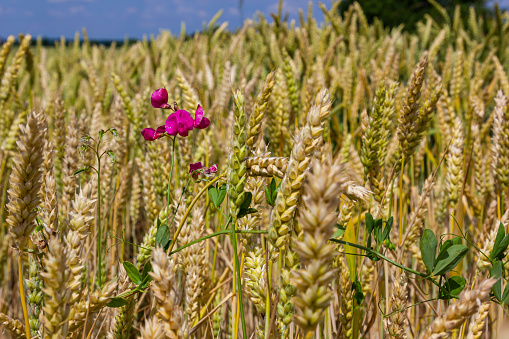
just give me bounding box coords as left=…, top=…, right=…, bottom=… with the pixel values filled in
left=329, top=238, right=458, bottom=299
left=230, top=216, right=247, bottom=339
left=97, top=148, right=102, bottom=287
left=166, top=137, right=177, bottom=229
left=330, top=238, right=424, bottom=277
left=265, top=259, right=272, bottom=339
left=169, top=229, right=267, bottom=255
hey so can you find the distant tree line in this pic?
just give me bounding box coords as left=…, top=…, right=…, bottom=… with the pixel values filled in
left=338, top=0, right=491, bottom=30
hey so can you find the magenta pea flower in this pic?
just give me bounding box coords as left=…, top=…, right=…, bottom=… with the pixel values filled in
left=141, top=126, right=165, bottom=141
left=143, top=89, right=211, bottom=142
left=151, top=88, right=170, bottom=109
left=189, top=162, right=218, bottom=179
left=165, top=110, right=195, bottom=137
left=193, top=105, right=210, bottom=129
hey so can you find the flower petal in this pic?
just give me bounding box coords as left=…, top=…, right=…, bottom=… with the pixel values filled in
left=141, top=128, right=161, bottom=141
left=177, top=122, right=190, bottom=137
left=165, top=113, right=178, bottom=136
left=189, top=162, right=203, bottom=174
left=195, top=116, right=210, bottom=129
left=176, top=110, right=195, bottom=129
left=151, top=88, right=169, bottom=108
left=194, top=105, right=203, bottom=127
left=156, top=125, right=166, bottom=134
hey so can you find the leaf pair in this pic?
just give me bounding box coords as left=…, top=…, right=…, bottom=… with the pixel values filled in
left=107, top=261, right=153, bottom=307
left=208, top=184, right=227, bottom=208
left=265, top=178, right=280, bottom=207
left=237, top=192, right=258, bottom=219
left=365, top=213, right=393, bottom=253
left=490, top=260, right=509, bottom=304
left=490, top=222, right=509, bottom=261
left=420, top=229, right=468, bottom=277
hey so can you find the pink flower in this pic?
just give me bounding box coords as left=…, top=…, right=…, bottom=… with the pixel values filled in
left=193, top=105, right=210, bottom=129
left=141, top=127, right=165, bottom=141
left=165, top=110, right=194, bottom=137
left=151, top=88, right=170, bottom=109
left=204, top=164, right=218, bottom=175
left=189, top=162, right=203, bottom=174
left=189, top=162, right=218, bottom=179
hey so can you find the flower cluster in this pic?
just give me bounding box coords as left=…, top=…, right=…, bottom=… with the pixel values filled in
left=189, top=162, right=217, bottom=179
left=142, top=88, right=210, bottom=140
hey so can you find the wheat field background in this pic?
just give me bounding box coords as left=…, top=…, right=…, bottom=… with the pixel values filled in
left=1, top=0, right=509, bottom=338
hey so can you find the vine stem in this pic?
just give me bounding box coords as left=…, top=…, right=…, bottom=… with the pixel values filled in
left=18, top=255, right=31, bottom=339
left=97, top=145, right=102, bottom=286
left=166, top=137, right=176, bottom=229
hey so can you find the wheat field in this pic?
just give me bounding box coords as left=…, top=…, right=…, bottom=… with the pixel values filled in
left=1, top=1, right=509, bottom=338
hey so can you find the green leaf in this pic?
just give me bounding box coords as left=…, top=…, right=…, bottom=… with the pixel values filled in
left=437, top=238, right=456, bottom=257
left=107, top=297, right=128, bottom=308
left=332, top=224, right=346, bottom=238
left=140, top=275, right=153, bottom=289
left=74, top=166, right=91, bottom=176
left=141, top=262, right=152, bottom=279
left=123, top=261, right=142, bottom=285
left=271, top=181, right=280, bottom=202
left=432, top=244, right=468, bottom=276
left=352, top=275, right=365, bottom=308
left=382, top=217, right=393, bottom=241
left=491, top=222, right=505, bottom=260
left=240, top=192, right=252, bottom=210
left=35, top=224, right=43, bottom=232
left=155, top=224, right=171, bottom=248
left=270, top=177, right=276, bottom=193
left=451, top=237, right=462, bottom=245
left=374, top=218, right=383, bottom=244
left=106, top=150, right=116, bottom=164
left=491, top=260, right=503, bottom=301
left=98, top=129, right=105, bottom=140
left=502, top=280, right=509, bottom=304
left=492, top=225, right=509, bottom=260
left=265, top=186, right=274, bottom=206
left=237, top=207, right=258, bottom=219
left=420, top=229, right=437, bottom=274
left=365, top=213, right=374, bottom=234
left=439, top=276, right=466, bottom=300
left=208, top=184, right=227, bottom=208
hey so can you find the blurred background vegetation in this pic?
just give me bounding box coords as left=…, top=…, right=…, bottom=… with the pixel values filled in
left=338, top=0, right=490, bottom=30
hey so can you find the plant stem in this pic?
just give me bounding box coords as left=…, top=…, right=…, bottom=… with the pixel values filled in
left=398, top=155, right=405, bottom=245
left=97, top=149, right=102, bottom=287
left=230, top=216, right=248, bottom=339
left=330, top=238, right=424, bottom=277
left=18, top=255, right=31, bottom=339
left=169, top=229, right=267, bottom=255
left=166, top=137, right=177, bottom=228
left=265, top=259, right=272, bottom=339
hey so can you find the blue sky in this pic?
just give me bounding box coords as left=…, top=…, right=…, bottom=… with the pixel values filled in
left=0, top=0, right=508, bottom=40
left=0, top=0, right=330, bottom=40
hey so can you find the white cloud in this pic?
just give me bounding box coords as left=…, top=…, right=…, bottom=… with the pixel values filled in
left=126, top=7, right=137, bottom=14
